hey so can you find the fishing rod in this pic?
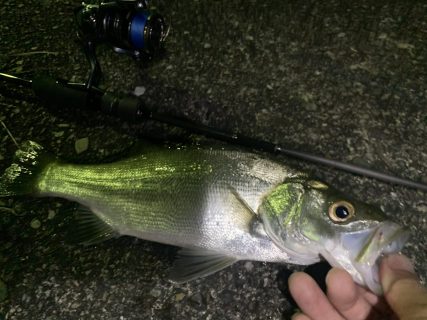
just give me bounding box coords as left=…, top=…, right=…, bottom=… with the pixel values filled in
left=1, top=72, right=426, bottom=192
left=1, top=0, right=426, bottom=192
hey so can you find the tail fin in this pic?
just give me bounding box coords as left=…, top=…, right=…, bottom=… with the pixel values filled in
left=0, top=141, right=53, bottom=196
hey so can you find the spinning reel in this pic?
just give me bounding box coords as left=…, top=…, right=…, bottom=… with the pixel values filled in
left=74, top=0, right=169, bottom=88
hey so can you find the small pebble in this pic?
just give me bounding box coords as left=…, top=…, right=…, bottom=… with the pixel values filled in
left=244, top=261, right=254, bottom=272
left=30, top=218, right=41, bottom=229
left=175, top=293, right=185, bottom=302
left=190, top=292, right=203, bottom=305
left=133, top=86, right=146, bottom=96
left=263, top=278, right=269, bottom=287
left=47, top=209, right=56, bottom=220
left=75, top=137, right=89, bottom=154
left=305, top=103, right=318, bottom=111
left=149, top=288, right=161, bottom=298
left=52, top=131, right=64, bottom=138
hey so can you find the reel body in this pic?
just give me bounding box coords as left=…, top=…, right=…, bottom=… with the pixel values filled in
left=74, top=0, right=168, bottom=88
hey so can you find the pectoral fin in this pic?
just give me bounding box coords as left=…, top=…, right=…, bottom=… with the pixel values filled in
left=68, top=205, right=119, bottom=246
left=228, top=185, right=258, bottom=217
left=226, top=184, right=262, bottom=235
left=169, top=248, right=238, bottom=283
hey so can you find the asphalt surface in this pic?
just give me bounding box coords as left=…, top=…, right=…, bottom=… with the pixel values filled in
left=0, top=0, right=426, bottom=319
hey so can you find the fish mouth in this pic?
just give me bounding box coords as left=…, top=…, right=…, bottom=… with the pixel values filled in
left=341, top=221, right=410, bottom=295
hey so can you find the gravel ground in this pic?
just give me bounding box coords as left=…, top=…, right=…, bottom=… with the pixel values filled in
left=0, top=0, right=426, bottom=319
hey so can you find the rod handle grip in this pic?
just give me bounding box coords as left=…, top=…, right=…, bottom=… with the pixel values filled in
left=32, top=75, right=88, bottom=108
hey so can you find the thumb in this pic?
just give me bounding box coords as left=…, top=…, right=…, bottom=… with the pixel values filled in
left=380, top=254, right=427, bottom=320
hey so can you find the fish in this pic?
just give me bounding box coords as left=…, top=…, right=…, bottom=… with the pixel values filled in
left=0, top=140, right=409, bottom=294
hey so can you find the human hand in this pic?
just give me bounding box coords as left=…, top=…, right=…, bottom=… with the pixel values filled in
left=288, top=254, right=427, bottom=320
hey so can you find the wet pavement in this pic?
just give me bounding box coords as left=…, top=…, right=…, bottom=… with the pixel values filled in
left=0, top=0, right=426, bottom=319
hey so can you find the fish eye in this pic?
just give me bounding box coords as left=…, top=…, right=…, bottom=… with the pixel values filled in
left=328, top=201, right=355, bottom=222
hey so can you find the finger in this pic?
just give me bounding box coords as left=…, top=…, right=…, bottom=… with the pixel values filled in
left=291, top=312, right=312, bottom=320
left=360, top=287, right=393, bottom=316
left=289, top=272, right=344, bottom=320
left=359, top=287, right=379, bottom=306
left=381, top=254, right=427, bottom=319
left=326, top=268, right=375, bottom=320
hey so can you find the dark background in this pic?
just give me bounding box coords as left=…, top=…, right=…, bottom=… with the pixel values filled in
left=0, top=0, right=426, bottom=319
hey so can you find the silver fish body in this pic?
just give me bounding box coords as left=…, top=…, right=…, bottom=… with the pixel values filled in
left=0, top=141, right=409, bottom=293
